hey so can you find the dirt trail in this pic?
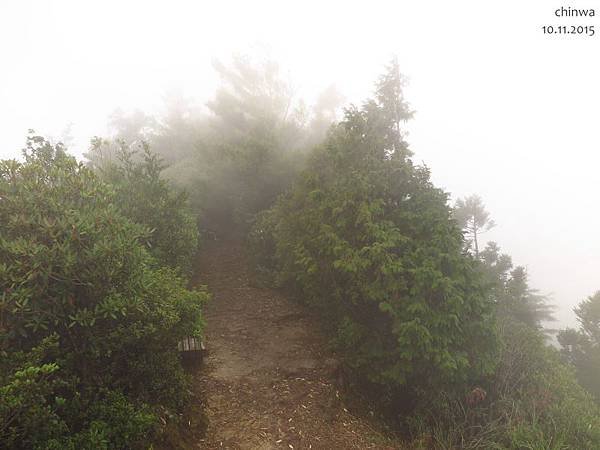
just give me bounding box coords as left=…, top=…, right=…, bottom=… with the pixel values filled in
left=194, top=240, right=400, bottom=449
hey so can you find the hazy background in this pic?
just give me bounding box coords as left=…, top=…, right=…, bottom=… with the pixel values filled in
left=1, top=0, right=598, bottom=327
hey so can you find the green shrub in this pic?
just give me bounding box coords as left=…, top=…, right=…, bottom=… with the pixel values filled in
left=558, top=291, right=600, bottom=402
left=0, top=336, right=158, bottom=450
left=409, top=321, right=600, bottom=449
left=88, top=138, right=199, bottom=274
left=250, top=61, right=497, bottom=405
left=0, top=135, right=207, bottom=448
left=0, top=337, right=66, bottom=448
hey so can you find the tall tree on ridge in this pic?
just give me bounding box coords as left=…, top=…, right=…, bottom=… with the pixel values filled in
left=454, top=194, right=495, bottom=257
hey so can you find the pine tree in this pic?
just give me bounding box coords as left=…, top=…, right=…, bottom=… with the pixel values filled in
left=454, top=194, right=495, bottom=257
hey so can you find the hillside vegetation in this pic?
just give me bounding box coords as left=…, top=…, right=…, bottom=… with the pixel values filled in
left=1, top=58, right=599, bottom=448
left=248, top=60, right=600, bottom=448
left=0, top=137, right=206, bottom=448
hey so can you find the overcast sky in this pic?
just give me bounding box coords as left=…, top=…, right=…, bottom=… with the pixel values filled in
left=1, top=0, right=598, bottom=327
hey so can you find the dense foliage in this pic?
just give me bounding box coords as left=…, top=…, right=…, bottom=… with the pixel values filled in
left=4, top=57, right=598, bottom=448
left=250, top=60, right=497, bottom=406
left=87, top=138, right=199, bottom=274
left=559, top=291, right=600, bottom=402
left=0, top=136, right=207, bottom=448
left=411, top=320, right=600, bottom=449
left=249, top=61, right=600, bottom=447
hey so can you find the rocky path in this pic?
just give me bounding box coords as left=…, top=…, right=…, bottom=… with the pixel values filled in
left=194, top=240, right=400, bottom=449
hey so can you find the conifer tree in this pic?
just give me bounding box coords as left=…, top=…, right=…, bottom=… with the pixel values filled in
left=454, top=194, right=495, bottom=257
left=251, top=61, right=497, bottom=404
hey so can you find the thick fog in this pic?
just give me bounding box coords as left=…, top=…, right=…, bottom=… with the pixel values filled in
left=1, top=0, right=598, bottom=328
